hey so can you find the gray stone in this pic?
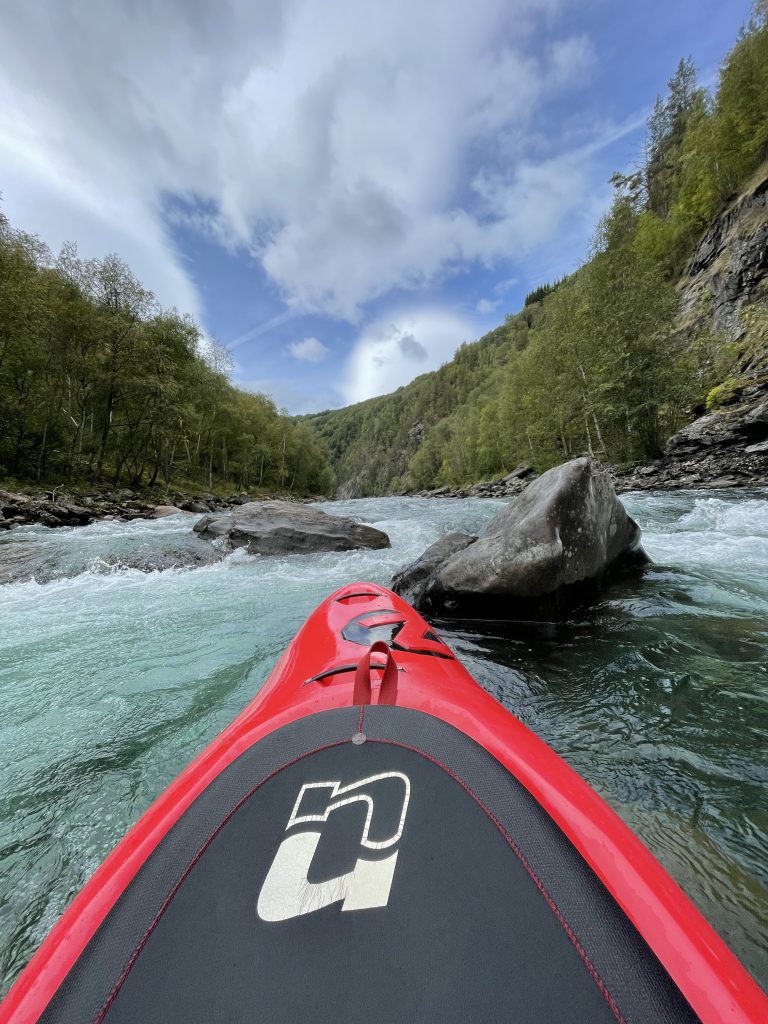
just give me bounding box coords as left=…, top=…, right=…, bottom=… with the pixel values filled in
left=52, top=502, right=92, bottom=524
left=702, top=477, right=741, bottom=488
left=179, top=499, right=211, bottom=514
left=504, top=462, right=534, bottom=481
left=393, top=458, right=647, bottom=620
left=193, top=500, right=390, bottom=556
left=192, top=513, right=230, bottom=537
left=391, top=532, right=476, bottom=607
left=151, top=505, right=188, bottom=518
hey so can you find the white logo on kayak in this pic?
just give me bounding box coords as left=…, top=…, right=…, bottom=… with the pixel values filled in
left=257, top=772, right=410, bottom=922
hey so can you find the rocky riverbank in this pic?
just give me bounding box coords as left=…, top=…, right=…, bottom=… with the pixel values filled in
left=614, top=356, right=768, bottom=493
left=410, top=462, right=537, bottom=500
left=0, top=486, right=328, bottom=531
left=4, top=360, right=766, bottom=531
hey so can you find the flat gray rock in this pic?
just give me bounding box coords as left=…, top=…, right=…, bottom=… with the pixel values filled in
left=193, top=500, right=390, bottom=556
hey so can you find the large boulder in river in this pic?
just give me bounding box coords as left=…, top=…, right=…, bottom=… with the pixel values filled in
left=392, top=458, right=648, bottom=620
left=193, top=500, right=390, bottom=556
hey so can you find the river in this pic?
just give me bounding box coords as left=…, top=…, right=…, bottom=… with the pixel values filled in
left=0, top=489, right=766, bottom=996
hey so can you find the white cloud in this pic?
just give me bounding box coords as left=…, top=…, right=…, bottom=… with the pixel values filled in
left=493, top=277, right=518, bottom=294
left=476, top=298, right=500, bottom=314
left=0, top=0, right=604, bottom=325
left=287, top=337, right=330, bottom=363
left=342, top=309, right=478, bottom=404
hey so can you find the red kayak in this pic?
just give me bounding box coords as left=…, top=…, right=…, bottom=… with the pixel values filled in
left=1, top=582, right=766, bottom=1023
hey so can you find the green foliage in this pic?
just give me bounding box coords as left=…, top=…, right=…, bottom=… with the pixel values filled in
left=523, top=277, right=567, bottom=307
left=0, top=211, right=334, bottom=495
left=306, top=320, right=521, bottom=494
left=606, top=5, right=768, bottom=273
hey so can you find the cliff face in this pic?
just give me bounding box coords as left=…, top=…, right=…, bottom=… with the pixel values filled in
left=677, top=163, right=768, bottom=340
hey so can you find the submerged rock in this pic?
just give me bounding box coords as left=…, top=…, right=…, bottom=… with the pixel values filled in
left=0, top=530, right=221, bottom=585
left=393, top=458, right=647, bottom=620
left=193, top=500, right=390, bottom=556
left=0, top=542, right=62, bottom=585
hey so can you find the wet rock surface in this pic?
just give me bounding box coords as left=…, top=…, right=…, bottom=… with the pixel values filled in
left=193, top=500, right=390, bottom=556
left=0, top=528, right=221, bottom=586
left=393, top=458, right=647, bottom=620
left=0, top=541, right=65, bottom=585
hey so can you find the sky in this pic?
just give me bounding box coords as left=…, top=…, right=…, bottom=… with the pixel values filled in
left=0, top=0, right=754, bottom=413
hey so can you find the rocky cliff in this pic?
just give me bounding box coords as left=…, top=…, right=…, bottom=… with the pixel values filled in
left=617, top=164, right=768, bottom=491
left=678, top=162, right=768, bottom=341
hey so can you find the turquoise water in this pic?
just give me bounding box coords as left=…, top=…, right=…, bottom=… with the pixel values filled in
left=0, top=491, right=766, bottom=995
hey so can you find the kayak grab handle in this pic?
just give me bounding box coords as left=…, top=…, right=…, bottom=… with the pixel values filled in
left=353, top=641, right=399, bottom=706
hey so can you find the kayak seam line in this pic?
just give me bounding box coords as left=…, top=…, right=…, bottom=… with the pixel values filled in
left=370, top=738, right=628, bottom=1024
left=91, top=739, right=349, bottom=1024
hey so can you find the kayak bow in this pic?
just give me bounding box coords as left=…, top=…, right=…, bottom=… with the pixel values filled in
left=1, top=582, right=766, bottom=1023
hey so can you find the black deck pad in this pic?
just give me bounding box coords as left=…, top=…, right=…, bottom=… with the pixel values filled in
left=40, top=706, right=700, bottom=1024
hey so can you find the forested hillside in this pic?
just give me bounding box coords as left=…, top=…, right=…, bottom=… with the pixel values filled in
left=0, top=228, right=334, bottom=495
left=308, top=2, right=768, bottom=496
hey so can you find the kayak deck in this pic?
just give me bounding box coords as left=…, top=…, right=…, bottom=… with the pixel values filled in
left=40, top=705, right=696, bottom=1024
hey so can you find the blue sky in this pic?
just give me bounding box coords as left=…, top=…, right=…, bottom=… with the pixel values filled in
left=0, top=0, right=753, bottom=413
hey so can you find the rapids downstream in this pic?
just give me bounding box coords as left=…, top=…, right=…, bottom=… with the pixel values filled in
left=0, top=489, right=766, bottom=995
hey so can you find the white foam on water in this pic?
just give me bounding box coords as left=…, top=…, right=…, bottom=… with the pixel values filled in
left=623, top=492, right=768, bottom=612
